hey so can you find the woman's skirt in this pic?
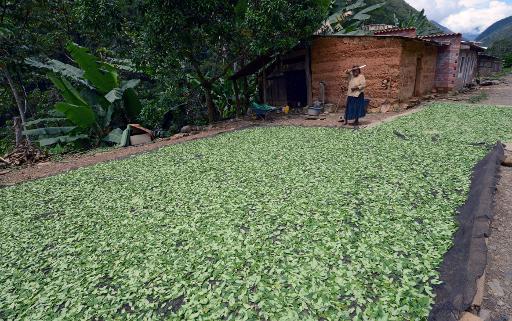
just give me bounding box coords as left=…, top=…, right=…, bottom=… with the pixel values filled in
left=345, top=93, right=367, bottom=121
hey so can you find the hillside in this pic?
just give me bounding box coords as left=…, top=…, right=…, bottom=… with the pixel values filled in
left=476, top=16, right=512, bottom=58
left=476, top=16, right=512, bottom=46
left=365, top=0, right=441, bottom=34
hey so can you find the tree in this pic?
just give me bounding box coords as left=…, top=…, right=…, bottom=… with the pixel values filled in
left=0, top=1, right=73, bottom=144
left=136, top=0, right=330, bottom=122
left=320, top=0, right=385, bottom=35
left=393, top=9, right=438, bottom=36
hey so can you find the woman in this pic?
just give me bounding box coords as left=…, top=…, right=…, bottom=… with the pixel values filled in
left=342, top=65, right=366, bottom=126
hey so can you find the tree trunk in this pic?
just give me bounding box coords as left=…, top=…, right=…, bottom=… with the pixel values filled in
left=204, top=87, right=219, bottom=123
left=233, top=80, right=242, bottom=117
left=242, top=76, right=250, bottom=114
left=4, top=68, right=30, bottom=142
left=13, top=117, right=23, bottom=147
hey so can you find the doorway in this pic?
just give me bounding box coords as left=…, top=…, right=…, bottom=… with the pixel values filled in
left=285, top=70, right=308, bottom=109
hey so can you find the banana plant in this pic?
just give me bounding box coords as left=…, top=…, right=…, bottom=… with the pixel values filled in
left=24, top=43, right=142, bottom=146
left=320, top=0, right=385, bottom=35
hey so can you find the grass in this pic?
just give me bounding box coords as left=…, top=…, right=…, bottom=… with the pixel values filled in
left=467, top=92, right=489, bottom=104
left=2, top=104, right=512, bottom=320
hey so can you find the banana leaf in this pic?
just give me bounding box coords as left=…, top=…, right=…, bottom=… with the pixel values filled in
left=48, top=75, right=89, bottom=107
left=23, top=127, right=77, bottom=136
left=104, top=79, right=141, bottom=103
left=25, top=58, right=90, bottom=88
left=23, top=118, right=67, bottom=127
left=38, top=134, right=89, bottom=146
left=122, top=88, right=143, bottom=122
left=66, top=42, right=118, bottom=94
left=55, top=102, right=96, bottom=128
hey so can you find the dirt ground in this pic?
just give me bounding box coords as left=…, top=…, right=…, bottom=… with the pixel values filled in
left=480, top=163, right=512, bottom=321
left=0, top=106, right=424, bottom=186
left=481, top=74, right=512, bottom=106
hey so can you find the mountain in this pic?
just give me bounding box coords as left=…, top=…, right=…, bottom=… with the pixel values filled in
left=476, top=16, right=512, bottom=46
left=365, top=0, right=441, bottom=35
left=476, top=16, right=512, bottom=58
left=430, top=20, right=453, bottom=34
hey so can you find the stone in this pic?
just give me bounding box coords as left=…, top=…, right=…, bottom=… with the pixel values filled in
left=479, top=309, right=491, bottom=321
left=502, top=156, right=512, bottom=167
left=460, top=312, right=483, bottom=321
left=503, top=270, right=512, bottom=285
left=180, top=125, right=193, bottom=134
left=473, top=272, right=486, bottom=306
left=489, top=279, right=505, bottom=297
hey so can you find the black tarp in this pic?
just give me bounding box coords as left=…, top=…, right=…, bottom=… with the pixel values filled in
left=429, top=142, right=504, bottom=321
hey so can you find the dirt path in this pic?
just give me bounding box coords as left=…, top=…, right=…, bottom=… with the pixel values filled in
left=0, top=107, right=422, bottom=186
left=481, top=74, right=512, bottom=106
left=480, top=164, right=512, bottom=321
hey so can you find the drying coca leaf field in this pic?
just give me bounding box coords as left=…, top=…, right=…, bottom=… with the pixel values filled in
left=2, top=104, right=512, bottom=320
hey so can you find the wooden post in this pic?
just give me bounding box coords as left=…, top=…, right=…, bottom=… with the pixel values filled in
left=305, top=46, right=313, bottom=106
left=262, top=69, right=268, bottom=104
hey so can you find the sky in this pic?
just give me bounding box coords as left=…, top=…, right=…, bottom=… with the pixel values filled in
left=405, top=0, right=512, bottom=35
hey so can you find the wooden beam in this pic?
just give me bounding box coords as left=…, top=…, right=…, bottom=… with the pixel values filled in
left=305, top=46, right=313, bottom=106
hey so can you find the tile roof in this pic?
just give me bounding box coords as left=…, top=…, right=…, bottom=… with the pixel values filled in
left=418, top=33, right=461, bottom=38
left=374, top=27, right=417, bottom=34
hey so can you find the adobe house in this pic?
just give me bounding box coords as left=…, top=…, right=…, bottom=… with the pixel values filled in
left=379, top=30, right=484, bottom=92
left=478, top=54, right=503, bottom=77
left=242, top=33, right=440, bottom=112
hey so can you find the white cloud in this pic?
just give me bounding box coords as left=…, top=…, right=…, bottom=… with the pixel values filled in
left=405, top=0, right=512, bottom=34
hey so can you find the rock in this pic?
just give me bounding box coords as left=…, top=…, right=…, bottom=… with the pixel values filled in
left=180, top=125, right=193, bottom=133
left=489, top=279, right=505, bottom=297
left=460, top=312, right=483, bottom=321
left=497, top=300, right=505, bottom=306
left=473, top=272, right=486, bottom=306
left=503, top=270, right=512, bottom=285
left=479, top=309, right=491, bottom=321
left=502, top=156, right=512, bottom=167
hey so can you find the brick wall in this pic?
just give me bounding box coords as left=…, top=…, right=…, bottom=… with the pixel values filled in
left=420, top=34, right=462, bottom=92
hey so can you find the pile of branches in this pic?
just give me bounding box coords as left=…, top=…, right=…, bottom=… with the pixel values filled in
left=0, top=141, right=48, bottom=168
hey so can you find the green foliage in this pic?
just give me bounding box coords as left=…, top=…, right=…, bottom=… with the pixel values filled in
left=322, top=0, right=385, bottom=35
left=25, top=43, right=143, bottom=146
left=2, top=104, right=512, bottom=319
left=365, top=0, right=440, bottom=34
left=138, top=0, right=330, bottom=122
left=504, top=54, right=512, bottom=68
left=467, top=92, right=489, bottom=104
left=476, top=16, right=512, bottom=46
left=393, top=9, right=438, bottom=35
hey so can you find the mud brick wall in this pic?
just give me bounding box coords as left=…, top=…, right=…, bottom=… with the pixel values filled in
left=311, top=37, right=402, bottom=109
left=399, top=40, right=438, bottom=99
left=311, top=36, right=437, bottom=111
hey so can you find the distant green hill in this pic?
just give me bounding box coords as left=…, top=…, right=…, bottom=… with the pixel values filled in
left=365, top=0, right=441, bottom=34
left=475, top=16, right=512, bottom=58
